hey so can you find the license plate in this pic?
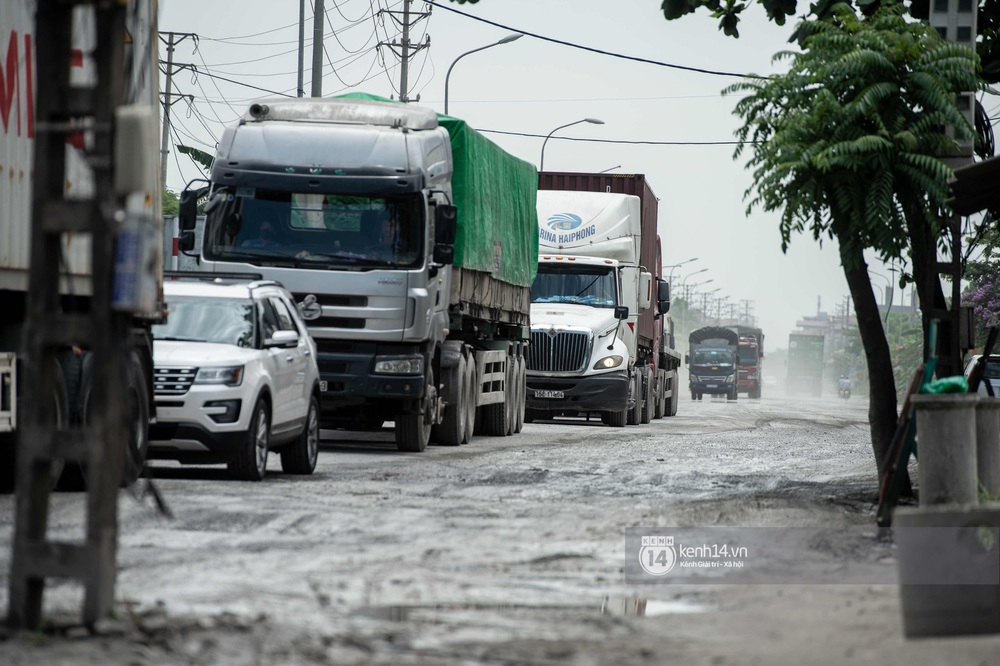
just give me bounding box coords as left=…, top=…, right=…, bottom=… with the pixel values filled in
left=319, top=381, right=328, bottom=392
left=535, top=389, right=564, bottom=399
left=705, top=384, right=718, bottom=388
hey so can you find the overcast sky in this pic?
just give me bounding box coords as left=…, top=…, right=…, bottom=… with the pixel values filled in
left=158, top=0, right=919, bottom=352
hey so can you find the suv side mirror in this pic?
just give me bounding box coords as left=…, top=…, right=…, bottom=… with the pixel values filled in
left=614, top=306, right=628, bottom=320
left=266, top=330, right=299, bottom=348
left=435, top=204, right=457, bottom=245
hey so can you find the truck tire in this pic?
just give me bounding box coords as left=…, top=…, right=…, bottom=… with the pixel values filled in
left=0, top=356, right=69, bottom=493
left=728, top=387, right=738, bottom=401
left=481, top=358, right=511, bottom=437
left=462, top=356, right=476, bottom=443
left=434, top=355, right=467, bottom=446
left=640, top=366, right=652, bottom=424
left=280, top=394, right=319, bottom=474
left=514, top=356, right=526, bottom=434
left=667, top=375, right=679, bottom=417
left=605, top=409, right=626, bottom=427
left=627, top=372, right=641, bottom=425
left=229, top=396, right=270, bottom=480
left=653, top=373, right=665, bottom=420
left=396, top=367, right=435, bottom=452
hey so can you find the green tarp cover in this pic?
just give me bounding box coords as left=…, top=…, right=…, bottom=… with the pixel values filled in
left=336, top=93, right=538, bottom=287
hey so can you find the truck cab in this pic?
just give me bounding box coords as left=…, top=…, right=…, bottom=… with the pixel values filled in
left=687, top=326, right=740, bottom=401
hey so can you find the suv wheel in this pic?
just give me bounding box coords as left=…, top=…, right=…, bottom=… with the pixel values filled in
left=281, top=395, right=319, bottom=474
left=229, top=398, right=269, bottom=481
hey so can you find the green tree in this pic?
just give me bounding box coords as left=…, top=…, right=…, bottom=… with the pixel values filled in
left=163, top=189, right=180, bottom=216
left=726, top=4, right=978, bottom=488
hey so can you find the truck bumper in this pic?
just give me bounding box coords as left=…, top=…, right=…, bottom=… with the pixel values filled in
left=314, top=342, right=427, bottom=415
left=689, top=380, right=734, bottom=396
left=526, top=370, right=629, bottom=414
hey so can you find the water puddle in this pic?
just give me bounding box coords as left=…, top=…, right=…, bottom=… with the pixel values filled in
left=360, top=595, right=707, bottom=621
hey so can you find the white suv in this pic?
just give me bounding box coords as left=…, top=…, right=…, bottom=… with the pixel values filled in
left=150, top=276, right=321, bottom=480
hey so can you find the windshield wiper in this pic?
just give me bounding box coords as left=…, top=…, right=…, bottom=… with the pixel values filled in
left=155, top=336, right=205, bottom=342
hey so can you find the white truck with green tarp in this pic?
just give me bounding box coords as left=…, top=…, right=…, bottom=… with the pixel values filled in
left=179, top=93, right=537, bottom=451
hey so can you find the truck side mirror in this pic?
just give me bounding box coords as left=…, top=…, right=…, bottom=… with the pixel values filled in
left=433, top=244, right=454, bottom=265
left=179, top=189, right=199, bottom=231
left=657, top=279, right=671, bottom=314
left=685, top=353, right=690, bottom=365
left=435, top=204, right=457, bottom=245
left=614, top=306, right=628, bottom=320
left=178, top=230, right=195, bottom=253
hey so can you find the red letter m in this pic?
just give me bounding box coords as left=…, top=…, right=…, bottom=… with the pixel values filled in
left=0, top=30, right=22, bottom=136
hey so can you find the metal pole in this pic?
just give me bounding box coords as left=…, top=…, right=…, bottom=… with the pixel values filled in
left=159, top=31, right=175, bottom=193
left=310, top=0, right=325, bottom=97
left=399, top=0, right=411, bottom=102
left=297, top=0, right=305, bottom=97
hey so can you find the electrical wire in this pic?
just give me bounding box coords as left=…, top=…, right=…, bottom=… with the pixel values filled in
left=422, top=0, right=759, bottom=80
left=199, top=21, right=301, bottom=43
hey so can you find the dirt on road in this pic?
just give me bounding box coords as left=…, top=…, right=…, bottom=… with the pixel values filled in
left=1, top=393, right=998, bottom=665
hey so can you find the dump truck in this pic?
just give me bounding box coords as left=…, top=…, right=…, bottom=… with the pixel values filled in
left=731, top=325, right=765, bottom=399
left=787, top=332, right=825, bottom=397
left=0, top=0, right=161, bottom=490
left=178, top=94, right=537, bottom=452
left=687, top=326, right=739, bottom=401
left=525, top=173, right=679, bottom=426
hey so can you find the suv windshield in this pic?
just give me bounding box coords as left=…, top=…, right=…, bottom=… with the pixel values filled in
left=202, top=188, right=423, bottom=269
left=531, top=266, right=618, bottom=308
left=154, top=296, right=255, bottom=347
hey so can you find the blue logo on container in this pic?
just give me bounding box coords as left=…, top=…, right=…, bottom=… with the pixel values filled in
left=546, top=213, right=583, bottom=231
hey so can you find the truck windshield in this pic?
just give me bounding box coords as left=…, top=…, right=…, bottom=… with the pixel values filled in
left=530, top=266, right=618, bottom=308
left=738, top=348, right=758, bottom=365
left=153, top=296, right=255, bottom=348
left=202, top=188, right=423, bottom=268
left=693, top=350, right=734, bottom=366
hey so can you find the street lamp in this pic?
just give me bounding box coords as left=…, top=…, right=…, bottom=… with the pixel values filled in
left=664, top=257, right=698, bottom=286
left=540, top=118, right=604, bottom=171
left=680, top=268, right=707, bottom=288
left=444, top=34, right=523, bottom=115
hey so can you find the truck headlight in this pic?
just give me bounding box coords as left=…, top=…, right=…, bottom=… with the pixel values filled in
left=374, top=355, right=424, bottom=375
left=726, top=374, right=735, bottom=383
left=195, top=366, right=244, bottom=387
left=593, top=355, right=624, bottom=370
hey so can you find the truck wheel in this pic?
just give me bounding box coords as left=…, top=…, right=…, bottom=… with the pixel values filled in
left=605, top=409, right=627, bottom=427
left=667, top=376, right=679, bottom=417
left=504, top=357, right=515, bottom=436
left=481, top=360, right=510, bottom=437
left=627, top=373, right=641, bottom=425
left=229, top=397, right=270, bottom=481
left=396, top=367, right=434, bottom=452
left=653, top=373, right=665, bottom=420
left=462, top=356, right=476, bottom=443
left=280, top=394, right=319, bottom=474
left=691, top=392, right=697, bottom=401
left=514, top=356, right=526, bottom=434
left=729, top=387, right=738, bottom=401
left=640, top=367, right=652, bottom=424
left=434, top=356, right=467, bottom=446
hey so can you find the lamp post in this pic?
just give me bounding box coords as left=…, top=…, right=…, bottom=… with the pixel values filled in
left=680, top=268, right=707, bottom=290
left=540, top=118, right=604, bottom=170
left=664, top=257, right=698, bottom=287
left=444, top=34, right=523, bottom=115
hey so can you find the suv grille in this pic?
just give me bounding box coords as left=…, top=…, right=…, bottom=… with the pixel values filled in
left=527, top=330, right=591, bottom=373
left=155, top=367, right=197, bottom=396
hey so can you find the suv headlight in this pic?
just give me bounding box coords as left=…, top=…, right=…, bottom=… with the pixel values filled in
left=593, top=355, right=624, bottom=370
left=195, top=365, right=244, bottom=386
left=374, top=355, right=424, bottom=375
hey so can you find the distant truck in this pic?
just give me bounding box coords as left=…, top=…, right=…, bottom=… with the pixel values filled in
left=179, top=94, right=537, bottom=452
left=730, top=325, right=765, bottom=399
left=687, top=326, right=740, bottom=401
left=787, top=333, right=825, bottom=397
left=524, top=172, right=679, bottom=426
left=0, top=0, right=161, bottom=489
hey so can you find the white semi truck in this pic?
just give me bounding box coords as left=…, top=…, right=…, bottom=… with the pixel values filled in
left=526, top=190, right=665, bottom=427
left=178, top=94, right=538, bottom=452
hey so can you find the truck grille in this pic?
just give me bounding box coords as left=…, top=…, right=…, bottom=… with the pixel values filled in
left=155, top=367, right=197, bottom=396
left=527, top=330, right=591, bottom=373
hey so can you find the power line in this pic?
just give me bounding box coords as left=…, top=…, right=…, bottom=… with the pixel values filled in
left=477, top=128, right=745, bottom=146
left=423, top=0, right=760, bottom=80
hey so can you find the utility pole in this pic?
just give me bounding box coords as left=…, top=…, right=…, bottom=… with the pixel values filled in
left=158, top=31, right=195, bottom=192
left=297, top=0, right=306, bottom=97
left=380, top=0, right=430, bottom=102
left=311, top=0, right=325, bottom=97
